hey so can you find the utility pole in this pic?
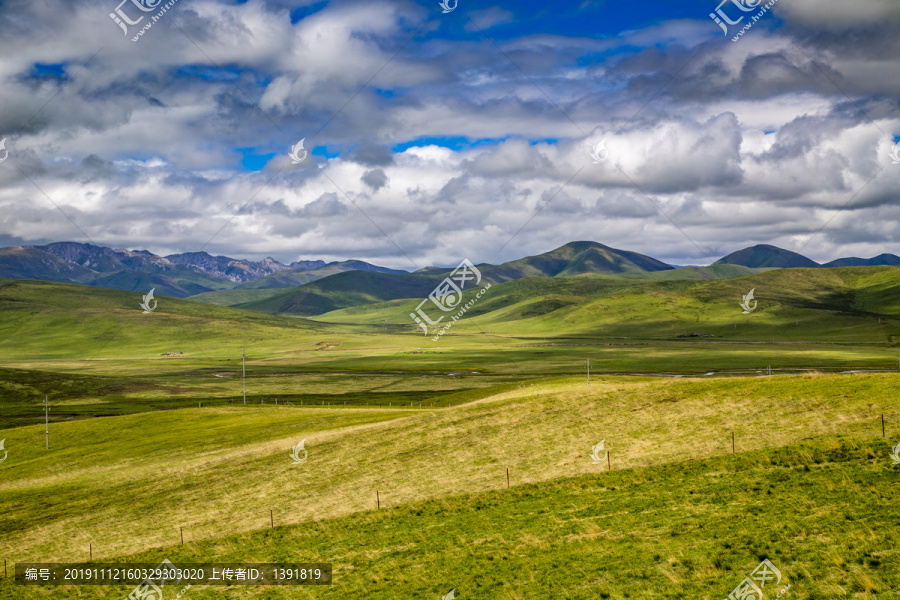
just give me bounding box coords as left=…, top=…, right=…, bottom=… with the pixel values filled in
left=242, top=345, right=246, bottom=405
left=45, top=396, right=49, bottom=449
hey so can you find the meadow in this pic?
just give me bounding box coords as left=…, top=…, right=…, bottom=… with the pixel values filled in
left=0, top=272, right=899, bottom=598
left=1, top=373, right=898, bottom=598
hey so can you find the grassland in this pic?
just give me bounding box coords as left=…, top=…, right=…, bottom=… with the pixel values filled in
left=5, top=438, right=894, bottom=599
left=318, top=266, right=900, bottom=341
left=3, top=271, right=900, bottom=431
left=1, top=373, right=898, bottom=596
left=1, top=271, right=899, bottom=599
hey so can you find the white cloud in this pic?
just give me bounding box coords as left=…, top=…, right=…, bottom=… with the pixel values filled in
left=0, top=0, right=897, bottom=271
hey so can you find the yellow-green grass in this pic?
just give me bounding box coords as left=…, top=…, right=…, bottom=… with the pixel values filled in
left=1, top=439, right=897, bottom=599
left=2, top=373, right=897, bottom=568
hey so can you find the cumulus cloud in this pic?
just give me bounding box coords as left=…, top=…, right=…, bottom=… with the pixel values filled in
left=0, top=0, right=898, bottom=269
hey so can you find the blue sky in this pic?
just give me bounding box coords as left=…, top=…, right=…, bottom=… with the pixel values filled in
left=0, top=0, right=898, bottom=268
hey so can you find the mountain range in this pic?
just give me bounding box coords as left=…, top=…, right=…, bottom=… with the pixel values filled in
left=1, top=241, right=898, bottom=312
left=0, top=243, right=400, bottom=298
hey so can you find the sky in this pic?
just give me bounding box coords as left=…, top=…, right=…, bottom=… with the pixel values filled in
left=0, top=0, right=898, bottom=270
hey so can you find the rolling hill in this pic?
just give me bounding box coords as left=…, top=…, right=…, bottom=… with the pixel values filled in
left=316, top=264, right=900, bottom=341
left=190, top=260, right=409, bottom=306
left=824, top=253, right=900, bottom=267
left=715, top=244, right=820, bottom=268
left=232, top=242, right=676, bottom=315
left=0, top=277, right=333, bottom=359
left=473, top=240, right=674, bottom=281
left=233, top=260, right=407, bottom=290
left=0, top=373, right=896, bottom=598
left=234, top=270, right=439, bottom=315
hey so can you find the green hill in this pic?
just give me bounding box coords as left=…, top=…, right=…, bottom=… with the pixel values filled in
left=235, top=270, right=439, bottom=315
left=824, top=253, right=900, bottom=267
left=233, top=260, right=407, bottom=290
left=317, top=265, right=900, bottom=340
left=87, top=269, right=236, bottom=297
left=190, top=261, right=410, bottom=307
left=0, top=278, right=330, bottom=359
left=477, top=240, right=673, bottom=282
left=235, top=242, right=678, bottom=316
left=185, top=286, right=287, bottom=307
left=715, top=244, right=820, bottom=268
left=607, top=263, right=768, bottom=280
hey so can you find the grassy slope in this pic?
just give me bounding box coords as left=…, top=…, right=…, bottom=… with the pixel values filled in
left=318, top=266, right=900, bottom=341
left=0, top=278, right=337, bottom=359
left=187, top=287, right=286, bottom=307
left=606, top=263, right=769, bottom=280
left=476, top=240, right=675, bottom=282
left=1, top=373, right=897, bottom=569
left=233, top=261, right=407, bottom=290
left=235, top=271, right=437, bottom=315
left=9, top=440, right=893, bottom=599
left=191, top=264, right=767, bottom=310
left=87, top=269, right=237, bottom=297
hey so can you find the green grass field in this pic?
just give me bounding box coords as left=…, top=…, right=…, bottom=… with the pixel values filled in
left=1, top=273, right=899, bottom=598
left=1, top=373, right=899, bottom=598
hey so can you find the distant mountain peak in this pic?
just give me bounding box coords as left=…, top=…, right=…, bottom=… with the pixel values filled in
left=823, top=254, right=900, bottom=268
left=714, top=244, right=820, bottom=269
